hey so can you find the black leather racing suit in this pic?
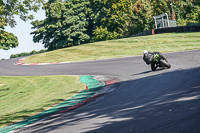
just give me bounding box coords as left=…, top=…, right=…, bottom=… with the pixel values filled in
left=143, top=51, right=162, bottom=71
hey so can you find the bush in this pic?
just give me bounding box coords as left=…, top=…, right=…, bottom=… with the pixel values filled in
left=10, top=49, right=47, bottom=59
left=92, top=26, right=122, bottom=42
left=177, top=19, right=199, bottom=26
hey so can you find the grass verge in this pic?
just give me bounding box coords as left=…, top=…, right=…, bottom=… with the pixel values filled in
left=24, top=32, right=200, bottom=63
left=0, top=76, right=85, bottom=128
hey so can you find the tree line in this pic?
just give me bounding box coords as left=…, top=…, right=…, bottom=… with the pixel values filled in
left=30, top=0, right=200, bottom=50
left=1, top=0, right=200, bottom=52
left=10, top=49, right=47, bottom=59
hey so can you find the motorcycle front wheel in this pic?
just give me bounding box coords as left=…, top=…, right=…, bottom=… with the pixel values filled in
left=151, top=63, right=157, bottom=71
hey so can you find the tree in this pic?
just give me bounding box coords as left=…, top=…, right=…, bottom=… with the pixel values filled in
left=172, top=0, right=200, bottom=25
left=92, top=0, right=130, bottom=41
left=31, top=0, right=200, bottom=45
left=150, top=0, right=170, bottom=17
left=93, top=0, right=154, bottom=40
left=0, top=0, right=44, bottom=50
left=84, top=0, right=104, bottom=38
left=92, top=26, right=121, bottom=41
left=1, top=0, right=44, bottom=27
left=122, top=0, right=154, bottom=36
left=0, top=29, right=18, bottom=50
left=0, top=6, right=18, bottom=50
left=31, top=0, right=91, bottom=50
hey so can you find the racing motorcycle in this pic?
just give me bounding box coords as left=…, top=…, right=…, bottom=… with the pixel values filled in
left=151, top=53, right=171, bottom=71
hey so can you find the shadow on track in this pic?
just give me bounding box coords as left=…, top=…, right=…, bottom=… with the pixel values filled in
left=19, top=67, right=200, bottom=133
left=132, top=67, right=167, bottom=76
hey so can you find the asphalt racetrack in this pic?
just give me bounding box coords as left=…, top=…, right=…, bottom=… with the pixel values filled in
left=0, top=50, right=200, bottom=133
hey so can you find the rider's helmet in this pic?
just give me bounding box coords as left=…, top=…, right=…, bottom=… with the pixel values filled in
left=143, top=50, right=148, bottom=55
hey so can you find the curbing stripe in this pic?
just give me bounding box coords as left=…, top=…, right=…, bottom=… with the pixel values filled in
left=14, top=58, right=72, bottom=66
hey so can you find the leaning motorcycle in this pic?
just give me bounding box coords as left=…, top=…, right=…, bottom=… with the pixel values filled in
left=151, top=53, right=171, bottom=71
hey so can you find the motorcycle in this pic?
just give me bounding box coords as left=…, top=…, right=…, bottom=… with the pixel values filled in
left=151, top=53, right=171, bottom=71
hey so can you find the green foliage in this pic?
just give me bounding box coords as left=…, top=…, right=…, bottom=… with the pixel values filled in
left=31, top=0, right=91, bottom=50
left=101, top=0, right=130, bottom=34
left=93, top=0, right=153, bottom=39
left=173, top=0, right=200, bottom=25
left=31, top=0, right=200, bottom=47
left=122, top=0, right=154, bottom=36
left=92, top=0, right=129, bottom=41
left=0, top=30, right=18, bottom=50
left=0, top=0, right=44, bottom=28
left=92, top=26, right=121, bottom=41
left=177, top=19, right=199, bottom=26
left=84, top=0, right=104, bottom=37
left=0, top=0, right=44, bottom=50
left=10, top=49, right=47, bottom=59
left=0, top=5, right=19, bottom=50
left=0, top=6, right=6, bottom=29
left=151, top=0, right=170, bottom=17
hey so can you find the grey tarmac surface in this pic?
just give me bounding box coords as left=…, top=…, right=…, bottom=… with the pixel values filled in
left=0, top=50, right=200, bottom=133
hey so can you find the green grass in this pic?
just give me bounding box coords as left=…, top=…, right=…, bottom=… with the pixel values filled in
left=24, top=32, right=200, bottom=63
left=0, top=76, right=85, bottom=128
left=1, top=32, right=200, bottom=128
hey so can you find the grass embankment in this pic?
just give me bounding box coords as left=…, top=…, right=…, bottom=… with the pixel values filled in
left=1, top=32, right=200, bottom=128
left=0, top=76, right=85, bottom=128
left=24, top=32, right=200, bottom=63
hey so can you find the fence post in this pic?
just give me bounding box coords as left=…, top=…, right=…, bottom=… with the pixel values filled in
left=152, top=29, right=155, bottom=35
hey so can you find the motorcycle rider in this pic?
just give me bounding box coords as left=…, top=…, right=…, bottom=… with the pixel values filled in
left=143, top=50, right=162, bottom=71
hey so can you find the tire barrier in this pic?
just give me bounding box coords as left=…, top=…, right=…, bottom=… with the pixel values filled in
left=155, top=25, right=200, bottom=34
left=132, top=25, right=200, bottom=37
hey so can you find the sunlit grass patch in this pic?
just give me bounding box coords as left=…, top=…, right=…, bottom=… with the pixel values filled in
left=0, top=76, right=85, bottom=128
left=24, top=32, right=200, bottom=63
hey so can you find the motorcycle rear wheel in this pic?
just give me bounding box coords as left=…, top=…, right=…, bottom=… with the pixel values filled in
left=160, top=60, right=171, bottom=68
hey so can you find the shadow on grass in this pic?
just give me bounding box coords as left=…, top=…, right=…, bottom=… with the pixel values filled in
left=0, top=98, right=68, bottom=128
left=19, top=67, right=200, bottom=133
left=0, top=108, right=43, bottom=127
left=67, top=90, right=81, bottom=94
left=0, top=88, right=10, bottom=92
left=0, top=85, right=106, bottom=132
